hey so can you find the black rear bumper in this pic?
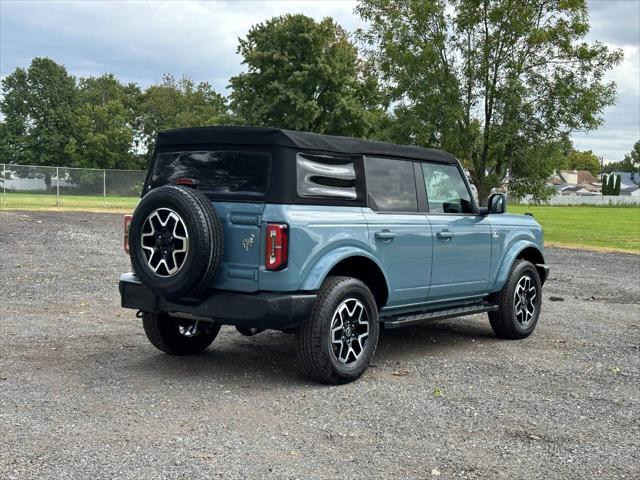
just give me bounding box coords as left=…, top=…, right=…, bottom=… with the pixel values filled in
left=119, top=273, right=316, bottom=330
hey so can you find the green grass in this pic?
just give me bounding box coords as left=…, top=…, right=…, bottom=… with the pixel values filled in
left=0, top=192, right=138, bottom=212
left=510, top=205, right=640, bottom=254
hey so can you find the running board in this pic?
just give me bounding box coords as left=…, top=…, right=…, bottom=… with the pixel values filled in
left=383, top=303, right=498, bottom=329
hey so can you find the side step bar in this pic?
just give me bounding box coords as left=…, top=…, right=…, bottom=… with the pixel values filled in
left=383, top=302, right=498, bottom=329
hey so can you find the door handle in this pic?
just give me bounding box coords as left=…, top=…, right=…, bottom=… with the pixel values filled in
left=436, top=230, right=455, bottom=240
left=375, top=230, right=397, bottom=241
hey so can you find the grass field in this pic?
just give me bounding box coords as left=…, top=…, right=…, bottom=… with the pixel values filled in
left=1, top=192, right=638, bottom=253
left=510, top=204, right=640, bottom=254
left=0, top=192, right=139, bottom=213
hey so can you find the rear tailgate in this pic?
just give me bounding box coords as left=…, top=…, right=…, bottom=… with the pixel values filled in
left=209, top=201, right=264, bottom=292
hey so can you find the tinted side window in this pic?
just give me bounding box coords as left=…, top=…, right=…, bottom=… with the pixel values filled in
left=422, top=163, right=474, bottom=213
left=365, top=157, right=417, bottom=212
left=150, top=151, right=270, bottom=195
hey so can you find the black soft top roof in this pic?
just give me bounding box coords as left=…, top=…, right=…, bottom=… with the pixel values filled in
left=156, top=126, right=458, bottom=164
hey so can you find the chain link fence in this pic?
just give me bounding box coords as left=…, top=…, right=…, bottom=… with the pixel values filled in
left=1, top=164, right=146, bottom=209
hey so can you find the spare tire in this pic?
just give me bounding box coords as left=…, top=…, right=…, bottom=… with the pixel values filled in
left=128, top=185, right=223, bottom=298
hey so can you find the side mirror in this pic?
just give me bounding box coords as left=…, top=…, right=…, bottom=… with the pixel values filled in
left=488, top=193, right=506, bottom=214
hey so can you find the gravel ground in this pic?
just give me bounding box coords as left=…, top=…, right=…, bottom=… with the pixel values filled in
left=1, top=210, right=639, bottom=480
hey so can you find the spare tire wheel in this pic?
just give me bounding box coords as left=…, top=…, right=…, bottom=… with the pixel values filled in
left=128, top=185, right=223, bottom=298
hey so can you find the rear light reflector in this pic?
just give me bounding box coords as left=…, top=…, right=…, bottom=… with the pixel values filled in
left=265, top=223, right=288, bottom=271
left=123, top=214, right=133, bottom=253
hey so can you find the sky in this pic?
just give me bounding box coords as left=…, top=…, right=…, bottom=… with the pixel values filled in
left=0, top=0, right=638, bottom=163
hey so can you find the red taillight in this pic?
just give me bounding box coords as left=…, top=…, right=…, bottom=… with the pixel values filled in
left=265, top=224, right=288, bottom=271
left=174, top=178, right=199, bottom=187
left=123, top=214, right=133, bottom=254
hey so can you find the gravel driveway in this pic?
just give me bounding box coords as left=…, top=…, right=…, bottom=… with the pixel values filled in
left=1, top=211, right=638, bottom=479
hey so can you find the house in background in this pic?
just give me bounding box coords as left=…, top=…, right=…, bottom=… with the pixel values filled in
left=608, top=171, right=640, bottom=196
left=550, top=170, right=601, bottom=195
left=610, top=171, right=640, bottom=187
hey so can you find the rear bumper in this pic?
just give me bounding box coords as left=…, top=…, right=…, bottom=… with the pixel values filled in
left=119, top=273, right=316, bottom=330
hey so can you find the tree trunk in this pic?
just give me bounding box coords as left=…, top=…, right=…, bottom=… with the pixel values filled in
left=475, top=175, right=491, bottom=207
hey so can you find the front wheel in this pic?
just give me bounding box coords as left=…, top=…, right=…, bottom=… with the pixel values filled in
left=142, top=312, right=221, bottom=355
left=296, top=276, right=379, bottom=384
left=489, top=259, right=542, bottom=339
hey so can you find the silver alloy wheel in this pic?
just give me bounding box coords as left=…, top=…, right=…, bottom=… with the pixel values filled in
left=513, top=274, right=537, bottom=327
left=140, top=208, right=189, bottom=277
left=329, top=298, right=370, bottom=365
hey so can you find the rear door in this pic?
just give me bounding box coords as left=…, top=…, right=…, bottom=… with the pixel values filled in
left=419, top=162, right=491, bottom=302
left=210, top=201, right=264, bottom=292
left=362, top=157, right=432, bottom=308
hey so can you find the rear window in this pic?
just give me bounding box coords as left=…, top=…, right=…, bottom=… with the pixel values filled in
left=149, top=150, right=271, bottom=195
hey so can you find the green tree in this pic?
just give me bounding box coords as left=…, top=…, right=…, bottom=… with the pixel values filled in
left=614, top=174, right=621, bottom=195
left=357, top=0, right=622, bottom=203
left=0, top=58, right=77, bottom=188
left=624, top=140, right=640, bottom=167
left=604, top=140, right=640, bottom=174
left=601, top=174, right=608, bottom=195
left=66, top=74, right=143, bottom=170
left=607, top=173, right=616, bottom=196
left=139, top=74, right=230, bottom=159
left=565, top=149, right=601, bottom=176
left=602, top=159, right=638, bottom=174
left=229, top=14, right=385, bottom=137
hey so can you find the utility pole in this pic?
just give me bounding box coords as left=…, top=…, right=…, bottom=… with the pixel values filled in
left=599, top=155, right=604, bottom=180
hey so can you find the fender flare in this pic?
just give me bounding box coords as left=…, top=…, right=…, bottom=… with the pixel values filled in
left=299, top=246, right=390, bottom=292
left=491, top=240, right=545, bottom=291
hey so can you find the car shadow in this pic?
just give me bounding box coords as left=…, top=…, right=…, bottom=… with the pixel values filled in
left=125, top=329, right=305, bottom=388
left=122, top=316, right=498, bottom=387
left=375, top=315, right=500, bottom=363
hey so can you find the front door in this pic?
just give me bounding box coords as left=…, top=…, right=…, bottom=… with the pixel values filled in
left=420, top=162, right=491, bottom=302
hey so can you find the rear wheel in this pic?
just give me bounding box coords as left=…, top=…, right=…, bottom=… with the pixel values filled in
left=296, top=276, right=379, bottom=384
left=142, top=312, right=221, bottom=355
left=489, top=259, right=542, bottom=339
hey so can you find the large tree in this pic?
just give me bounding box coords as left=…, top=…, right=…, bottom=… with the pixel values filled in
left=357, top=0, right=622, bottom=202
left=0, top=58, right=78, bottom=189
left=622, top=140, right=640, bottom=171
left=138, top=74, right=230, bottom=159
left=564, top=148, right=601, bottom=176
left=0, top=58, right=77, bottom=167
left=603, top=140, right=640, bottom=174
left=66, top=74, right=143, bottom=170
left=229, top=14, right=384, bottom=137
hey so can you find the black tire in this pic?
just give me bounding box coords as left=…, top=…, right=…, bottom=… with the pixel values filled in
left=489, top=259, right=542, bottom=339
left=129, top=185, right=223, bottom=299
left=142, top=312, right=221, bottom=355
left=296, top=276, right=379, bottom=384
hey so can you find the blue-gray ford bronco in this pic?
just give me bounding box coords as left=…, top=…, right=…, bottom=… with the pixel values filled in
left=119, top=126, right=549, bottom=384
